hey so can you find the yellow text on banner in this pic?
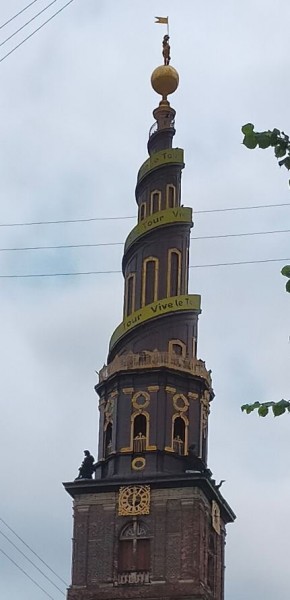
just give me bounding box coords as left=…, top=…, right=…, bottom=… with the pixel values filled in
left=109, top=294, right=201, bottom=352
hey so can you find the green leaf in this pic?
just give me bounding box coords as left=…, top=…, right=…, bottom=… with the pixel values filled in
left=241, top=123, right=255, bottom=135
left=258, top=405, right=269, bottom=417
left=283, top=157, right=290, bottom=170
left=274, top=145, right=287, bottom=158
left=241, top=402, right=260, bottom=414
left=272, top=400, right=290, bottom=416
left=243, top=135, right=258, bottom=149
left=270, top=130, right=280, bottom=146
left=281, top=265, right=290, bottom=278
left=286, top=279, right=290, bottom=293
left=257, top=133, right=271, bottom=149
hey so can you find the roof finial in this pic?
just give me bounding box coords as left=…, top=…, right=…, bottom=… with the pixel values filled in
left=162, top=35, right=170, bottom=66
left=151, top=19, right=179, bottom=104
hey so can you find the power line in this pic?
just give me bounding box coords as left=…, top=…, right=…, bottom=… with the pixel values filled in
left=0, top=201, right=288, bottom=227
left=0, top=0, right=59, bottom=49
left=0, top=516, right=67, bottom=586
left=0, top=257, right=289, bottom=278
left=0, top=0, right=40, bottom=30
left=0, top=528, right=66, bottom=596
left=0, top=0, right=76, bottom=64
left=0, top=227, right=288, bottom=253
left=189, top=257, right=290, bottom=269
left=195, top=202, right=290, bottom=214
left=0, top=546, right=57, bottom=600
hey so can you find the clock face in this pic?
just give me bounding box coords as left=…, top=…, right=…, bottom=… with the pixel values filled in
left=118, top=485, right=150, bottom=516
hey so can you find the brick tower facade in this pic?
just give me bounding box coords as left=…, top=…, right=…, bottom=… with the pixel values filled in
left=64, top=40, right=235, bottom=600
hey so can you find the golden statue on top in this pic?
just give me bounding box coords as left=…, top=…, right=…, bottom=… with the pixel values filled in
left=162, top=35, right=171, bottom=65
left=151, top=34, right=179, bottom=101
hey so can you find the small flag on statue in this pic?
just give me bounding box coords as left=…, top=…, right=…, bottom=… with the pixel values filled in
left=155, top=16, right=168, bottom=24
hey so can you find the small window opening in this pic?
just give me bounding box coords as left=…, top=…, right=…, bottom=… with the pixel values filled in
left=133, top=414, right=147, bottom=452
left=126, top=275, right=135, bottom=316
left=118, top=522, right=150, bottom=573
left=143, top=259, right=158, bottom=306
left=172, top=343, right=183, bottom=356
left=167, top=185, right=176, bottom=208
left=151, top=191, right=161, bottom=214
left=169, top=251, right=180, bottom=297
left=140, top=203, right=146, bottom=221
left=173, top=417, right=185, bottom=455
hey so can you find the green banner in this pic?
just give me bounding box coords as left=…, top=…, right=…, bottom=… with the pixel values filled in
left=124, top=207, right=192, bottom=253
left=109, top=294, right=201, bottom=351
left=137, top=148, right=184, bottom=183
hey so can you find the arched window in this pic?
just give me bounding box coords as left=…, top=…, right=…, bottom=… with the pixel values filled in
left=104, top=422, right=112, bottom=458
left=118, top=521, right=150, bottom=574
left=166, top=184, right=176, bottom=208
left=169, top=339, right=186, bottom=359
left=125, top=274, right=135, bottom=316
left=133, top=414, right=147, bottom=453
left=150, top=190, right=161, bottom=214
left=142, top=257, right=158, bottom=306
left=167, top=249, right=181, bottom=297
left=139, top=202, right=146, bottom=221
left=172, top=416, right=186, bottom=455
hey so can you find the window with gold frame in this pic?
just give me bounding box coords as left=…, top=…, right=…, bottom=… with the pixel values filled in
left=167, top=249, right=181, bottom=297
left=166, top=184, right=176, bottom=208
left=142, top=257, right=159, bottom=306
left=150, top=190, right=161, bottom=214
left=125, top=273, right=136, bottom=317
left=172, top=413, right=188, bottom=455
left=139, top=202, right=146, bottom=221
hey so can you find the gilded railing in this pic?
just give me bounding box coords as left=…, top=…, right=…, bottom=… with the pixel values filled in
left=98, top=351, right=212, bottom=386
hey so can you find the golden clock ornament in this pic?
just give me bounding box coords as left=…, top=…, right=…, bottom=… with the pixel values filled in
left=118, top=485, right=150, bottom=516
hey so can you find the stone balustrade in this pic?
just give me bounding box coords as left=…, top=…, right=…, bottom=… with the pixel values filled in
left=98, top=351, right=212, bottom=386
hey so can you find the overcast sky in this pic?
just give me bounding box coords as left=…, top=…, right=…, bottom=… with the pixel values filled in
left=0, top=1, right=290, bottom=599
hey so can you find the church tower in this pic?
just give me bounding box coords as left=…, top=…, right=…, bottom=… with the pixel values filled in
left=64, top=36, right=235, bottom=600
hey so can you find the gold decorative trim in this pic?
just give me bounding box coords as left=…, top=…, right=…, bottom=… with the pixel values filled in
left=167, top=248, right=182, bottom=297
left=118, top=485, right=150, bottom=516
left=142, top=256, right=159, bottom=307
left=165, top=386, right=176, bottom=394
left=188, top=392, right=199, bottom=399
left=122, top=388, right=134, bottom=394
left=147, top=385, right=159, bottom=392
left=173, top=393, right=189, bottom=413
left=212, top=500, right=221, bottom=535
left=199, top=392, right=210, bottom=457
left=131, top=457, right=146, bottom=471
left=132, top=391, right=150, bottom=410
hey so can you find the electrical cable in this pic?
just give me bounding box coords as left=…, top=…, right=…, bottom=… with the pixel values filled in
left=0, top=528, right=66, bottom=595
left=0, top=0, right=40, bottom=30
left=0, top=546, right=57, bottom=600
left=0, top=516, right=67, bottom=586
left=0, top=202, right=288, bottom=227
left=0, top=0, right=75, bottom=64
left=0, top=257, right=289, bottom=278
left=0, top=227, right=288, bottom=253
left=0, top=0, right=60, bottom=49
